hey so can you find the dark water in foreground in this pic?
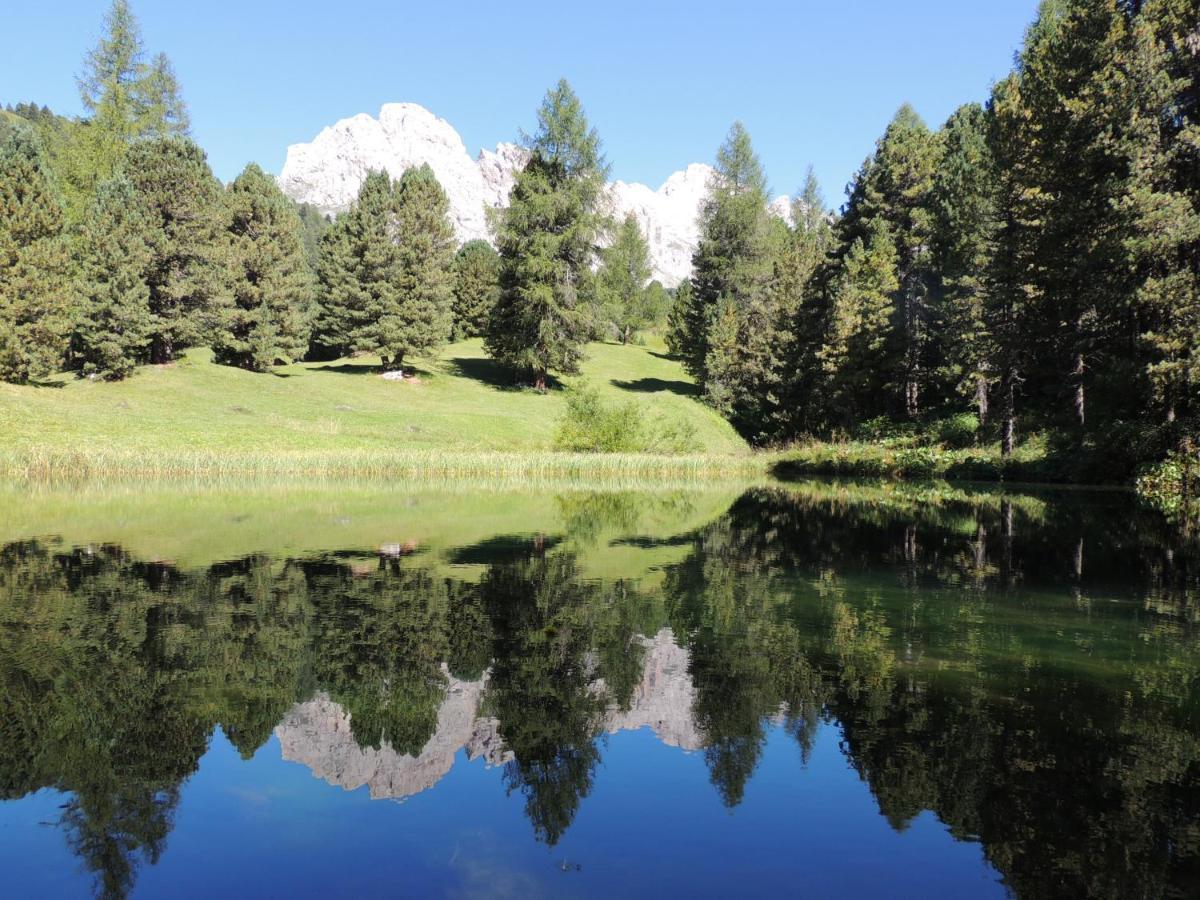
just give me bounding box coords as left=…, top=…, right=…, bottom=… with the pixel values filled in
left=1, top=482, right=1198, bottom=898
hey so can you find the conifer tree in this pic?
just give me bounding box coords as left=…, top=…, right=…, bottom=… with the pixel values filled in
left=125, top=137, right=228, bottom=363
left=773, top=168, right=835, bottom=436
left=596, top=212, right=652, bottom=343
left=932, top=103, right=999, bottom=425
left=137, top=52, right=190, bottom=139
left=818, top=219, right=900, bottom=426
left=74, top=176, right=153, bottom=380
left=1120, top=0, right=1200, bottom=427
left=354, top=163, right=454, bottom=372
left=486, top=80, right=607, bottom=389
left=0, top=129, right=71, bottom=383
left=216, top=163, right=314, bottom=371
left=451, top=239, right=500, bottom=339
left=686, top=122, right=774, bottom=386
left=837, top=105, right=941, bottom=418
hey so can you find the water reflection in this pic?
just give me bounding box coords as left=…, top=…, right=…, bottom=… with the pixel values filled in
left=1, top=483, right=1198, bottom=897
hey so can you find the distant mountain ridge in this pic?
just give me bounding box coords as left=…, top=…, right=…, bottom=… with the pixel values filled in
left=277, top=102, right=792, bottom=287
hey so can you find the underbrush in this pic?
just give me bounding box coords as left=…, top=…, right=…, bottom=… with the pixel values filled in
left=554, top=382, right=700, bottom=454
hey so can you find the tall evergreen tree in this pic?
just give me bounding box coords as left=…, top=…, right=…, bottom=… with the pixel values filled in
left=773, top=167, right=836, bottom=436
left=0, top=129, right=71, bottom=383
left=932, top=103, right=1000, bottom=425
left=486, top=80, right=607, bottom=389
left=596, top=212, right=653, bottom=343
left=355, top=163, right=454, bottom=372
left=686, top=123, right=774, bottom=387
left=125, top=137, right=228, bottom=363
left=74, top=176, right=153, bottom=380
left=216, top=163, right=314, bottom=371
left=818, top=219, right=901, bottom=426
left=137, top=52, right=190, bottom=139
left=451, top=239, right=500, bottom=339
left=837, top=105, right=942, bottom=418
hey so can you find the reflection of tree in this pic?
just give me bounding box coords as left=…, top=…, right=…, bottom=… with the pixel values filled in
left=305, top=556, right=449, bottom=755
left=3, top=482, right=1200, bottom=896
left=662, top=486, right=1200, bottom=898
left=479, top=549, right=606, bottom=845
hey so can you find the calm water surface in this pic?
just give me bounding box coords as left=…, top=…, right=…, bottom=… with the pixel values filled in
left=0, top=482, right=1197, bottom=898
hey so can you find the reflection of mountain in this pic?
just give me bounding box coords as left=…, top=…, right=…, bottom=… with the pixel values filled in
left=277, top=629, right=702, bottom=800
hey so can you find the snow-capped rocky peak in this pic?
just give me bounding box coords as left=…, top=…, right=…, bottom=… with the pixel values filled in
left=277, top=103, right=791, bottom=287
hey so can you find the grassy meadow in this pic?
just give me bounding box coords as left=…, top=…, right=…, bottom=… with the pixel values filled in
left=0, top=336, right=752, bottom=480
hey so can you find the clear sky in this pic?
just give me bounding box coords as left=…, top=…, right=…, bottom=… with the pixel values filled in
left=4, top=0, right=1040, bottom=206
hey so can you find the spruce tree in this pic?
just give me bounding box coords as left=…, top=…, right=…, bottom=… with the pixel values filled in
left=0, top=129, right=71, bottom=383
left=486, top=80, right=607, bottom=389
left=125, top=137, right=228, bottom=363
left=355, top=163, right=454, bottom=372
left=74, top=176, right=153, bottom=380
left=686, top=122, right=774, bottom=386
left=773, top=167, right=835, bottom=436
left=837, top=105, right=942, bottom=418
left=217, top=163, right=314, bottom=371
left=932, top=103, right=999, bottom=425
left=818, top=219, right=901, bottom=426
left=451, top=239, right=500, bottom=339
left=596, top=213, right=652, bottom=343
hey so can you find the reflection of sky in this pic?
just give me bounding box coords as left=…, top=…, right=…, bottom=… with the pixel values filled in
left=0, top=722, right=1004, bottom=898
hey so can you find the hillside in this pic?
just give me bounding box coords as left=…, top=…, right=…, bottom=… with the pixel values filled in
left=0, top=337, right=747, bottom=457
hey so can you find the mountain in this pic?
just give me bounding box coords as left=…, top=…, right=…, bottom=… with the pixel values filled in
left=274, top=629, right=702, bottom=802
left=277, top=103, right=792, bottom=287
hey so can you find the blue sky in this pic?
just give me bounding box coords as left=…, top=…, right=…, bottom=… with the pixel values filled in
left=4, top=0, right=1039, bottom=206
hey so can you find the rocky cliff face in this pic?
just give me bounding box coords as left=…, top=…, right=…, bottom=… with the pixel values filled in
left=277, top=103, right=791, bottom=287
left=275, top=629, right=702, bottom=801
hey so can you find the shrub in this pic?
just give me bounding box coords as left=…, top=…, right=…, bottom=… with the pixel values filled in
left=554, top=382, right=699, bottom=454
left=935, top=413, right=980, bottom=449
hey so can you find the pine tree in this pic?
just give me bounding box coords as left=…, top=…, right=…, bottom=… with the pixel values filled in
left=818, top=219, right=901, bottom=426
left=0, top=129, right=71, bottom=383
left=136, top=52, right=190, bottom=138
left=486, top=80, right=607, bottom=389
left=686, top=122, right=774, bottom=386
left=837, top=105, right=942, bottom=418
left=355, top=163, right=454, bottom=372
left=665, top=280, right=696, bottom=360
left=772, top=167, right=835, bottom=436
left=70, top=2, right=190, bottom=215
left=74, top=176, right=153, bottom=379
left=932, top=103, right=1000, bottom=425
left=125, top=137, right=228, bottom=363
left=217, top=163, right=314, bottom=371
left=451, top=239, right=500, bottom=339
left=596, top=212, right=652, bottom=343
left=1120, top=0, right=1200, bottom=427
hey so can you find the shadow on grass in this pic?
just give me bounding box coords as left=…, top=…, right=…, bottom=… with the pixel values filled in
left=448, top=355, right=563, bottom=392
left=312, top=361, right=435, bottom=379
left=611, top=377, right=697, bottom=397
left=26, top=379, right=66, bottom=389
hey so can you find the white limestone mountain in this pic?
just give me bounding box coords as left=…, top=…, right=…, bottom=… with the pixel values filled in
left=277, top=102, right=792, bottom=287
left=274, top=629, right=702, bottom=802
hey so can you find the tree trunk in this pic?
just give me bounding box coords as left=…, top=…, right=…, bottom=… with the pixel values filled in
left=1073, top=352, right=1085, bottom=428
left=1001, top=371, right=1015, bottom=458
left=534, top=370, right=547, bottom=392
left=975, top=375, right=989, bottom=429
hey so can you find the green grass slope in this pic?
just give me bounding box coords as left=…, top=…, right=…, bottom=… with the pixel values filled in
left=0, top=337, right=747, bottom=457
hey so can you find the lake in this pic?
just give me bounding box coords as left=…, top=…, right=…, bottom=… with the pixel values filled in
left=0, top=481, right=1196, bottom=898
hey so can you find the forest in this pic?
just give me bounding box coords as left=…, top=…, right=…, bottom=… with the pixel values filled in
left=1, top=0, right=1197, bottom=488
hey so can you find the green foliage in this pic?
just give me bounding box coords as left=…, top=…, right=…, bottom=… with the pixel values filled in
left=554, top=381, right=699, bottom=454
left=74, top=177, right=154, bottom=379
left=125, top=137, right=228, bottom=363
left=595, top=213, right=653, bottom=342
left=216, top=163, right=314, bottom=371
left=451, top=239, right=500, bottom=340
left=0, top=129, right=71, bottom=382
left=314, top=166, right=455, bottom=371
left=487, top=81, right=607, bottom=388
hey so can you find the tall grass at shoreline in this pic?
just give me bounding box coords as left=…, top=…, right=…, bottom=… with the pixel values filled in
left=2, top=446, right=769, bottom=487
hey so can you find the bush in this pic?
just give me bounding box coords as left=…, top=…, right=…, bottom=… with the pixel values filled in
left=554, top=382, right=699, bottom=454
left=935, top=413, right=980, bottom=449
